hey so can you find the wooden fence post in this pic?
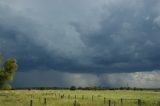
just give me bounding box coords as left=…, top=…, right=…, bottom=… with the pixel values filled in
left=39, top=97, right=41, bottom=101
left=92, top=95, right=94, bottom=101
left=114, top=101, right=116, bottom=106
left=121, top=98, right=123, bottom=106
left=108, top=99, right=111, bottom=106
left=68, top=95, right=70, bottom=99
left=75, top=95, right=77, bottom=99
left=73, top=100, right=77, bottom=106
left=44, top=98, right=47, bottom=105
left=82, top=95, right=84, bottom=100
left=138, top=99, right=142, bottom=106
left=30, top=100, right=33, bottom=106
left=104, top=97, right=106, bottom=104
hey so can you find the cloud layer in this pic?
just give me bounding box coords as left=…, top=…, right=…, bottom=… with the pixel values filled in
left=12, top=70, right=160, bottom=88
left=1, top=0, right=160, bottom=87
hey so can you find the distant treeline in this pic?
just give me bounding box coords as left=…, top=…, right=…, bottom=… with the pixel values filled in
left=12, top=86, right=160, bottom=91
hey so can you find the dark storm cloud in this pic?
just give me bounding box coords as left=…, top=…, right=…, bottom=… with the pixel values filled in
left=72, top=0, right=160, bottom=72
left=12, top=70, right=160, bottom=88
left=1, top=0, right=160, bottom=74
left=1, top=0, right=160, bottom=88
left=0, top=3, right=89, bottom=72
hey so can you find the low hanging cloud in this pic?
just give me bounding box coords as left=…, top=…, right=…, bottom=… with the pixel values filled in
left=12, top=70, right=160, bottom=88
left=12, top=70, right=100, bottom=88
left=100, top=71, right=160, bottom=88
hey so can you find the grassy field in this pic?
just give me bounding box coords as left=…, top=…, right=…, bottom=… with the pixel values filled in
left=0, top=90, right=160, bottom=106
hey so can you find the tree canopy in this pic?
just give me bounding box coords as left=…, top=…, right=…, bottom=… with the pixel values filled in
left=0, top=54, right=17, bottom=90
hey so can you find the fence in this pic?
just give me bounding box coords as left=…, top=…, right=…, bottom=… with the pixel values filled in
left=27, top=93, right=160, bottom=106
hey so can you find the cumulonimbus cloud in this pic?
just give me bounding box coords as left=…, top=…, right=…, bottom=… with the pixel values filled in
left=0, top=0, right=160, bottom=74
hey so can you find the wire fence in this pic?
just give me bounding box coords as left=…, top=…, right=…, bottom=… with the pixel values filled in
left=26, top=93, right=160, bottom=106
left=1, top=92, right=160, bottom=106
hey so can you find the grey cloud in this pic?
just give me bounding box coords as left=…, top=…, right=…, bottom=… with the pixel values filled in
left=12, top=70, right=160, bottom=88
left=0, top=0, right=160, bottom=75
left=12, top=70, right=100, bottom=88
left=0, top=3, right=89, bottom=72
left=100, top=70, right=160, bottom=88
left=72, top=0, right=160, bottom=72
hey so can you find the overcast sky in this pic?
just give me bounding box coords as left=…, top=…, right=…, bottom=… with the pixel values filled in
left=0, top=0, right=160, bottom=88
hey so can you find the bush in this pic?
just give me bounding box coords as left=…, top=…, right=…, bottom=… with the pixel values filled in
left=70, top=86, right=76, bottom=90
left=2, top=84, right=12, bottom=90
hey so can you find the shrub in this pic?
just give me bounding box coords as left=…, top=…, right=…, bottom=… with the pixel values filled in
left=70, top=86, right=76, bottom=90
left=2, top=84, right=12, bottom=90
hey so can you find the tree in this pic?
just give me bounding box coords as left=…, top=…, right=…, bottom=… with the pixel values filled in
left=70, top=86, right=76, bottom=90
left=0, top=54, right=3, bottom=64
left=1, top=84, right=12, bottom=90
left=0, top=54, right=17, bottom=90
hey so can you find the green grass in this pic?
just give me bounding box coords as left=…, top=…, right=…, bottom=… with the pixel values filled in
left=0, top=90, right=160, bottom=106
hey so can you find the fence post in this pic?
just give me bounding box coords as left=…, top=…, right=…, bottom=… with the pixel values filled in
left=82, top=95, right=84, bottom=100
left=114, top=101, right=116, bottom=106
left=44, top=98, right=47, bottom=105
left=61, top=94, right=64, bottom=99
left=138, top=99, right=142, bottom=106
left=30, top=100, right=33, bottom=106
left=73, top=100, right=77, bottom=106
left=104, top=97, right=106, bottom=104
left=68, top=95, right=70, bottom=99
left=121, top=98, right=123, bottom=106
left=92, top=95, right=94, bottom=101
left=75, top=95, right=77, bottom=99
left=109, top=99, right=111, bottom=106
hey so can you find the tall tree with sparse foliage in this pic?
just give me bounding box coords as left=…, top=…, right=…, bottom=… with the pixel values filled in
left=0, top=54, right=17, bottom=90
